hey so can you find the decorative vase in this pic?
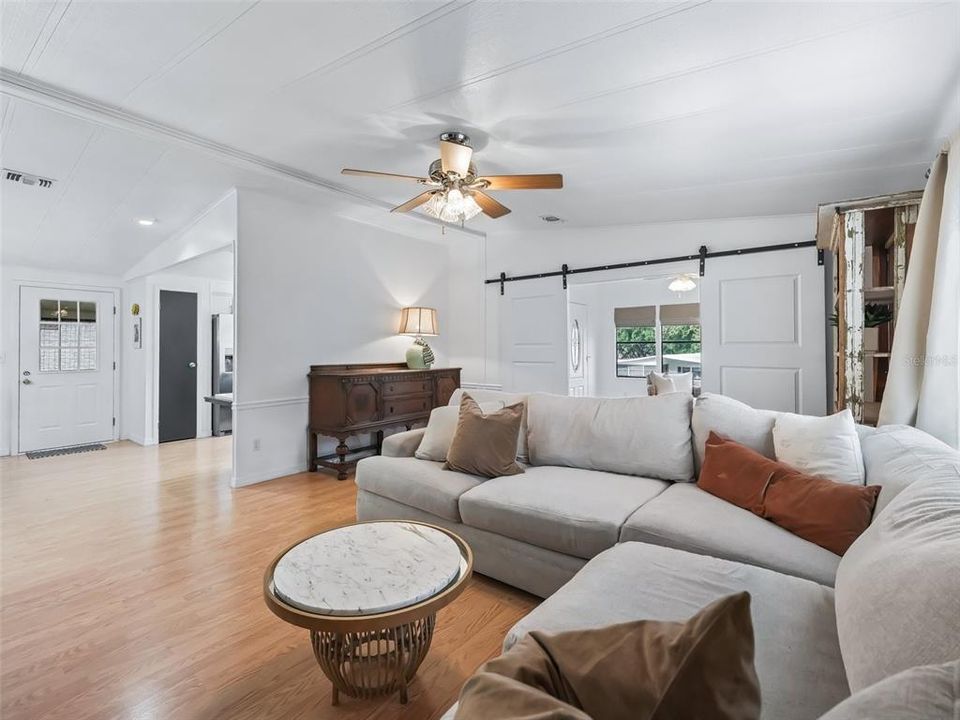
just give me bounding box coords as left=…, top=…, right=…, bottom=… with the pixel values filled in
left=405, top=337, right=435, bottom=369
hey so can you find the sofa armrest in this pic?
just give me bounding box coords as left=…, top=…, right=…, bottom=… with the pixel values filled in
left=382, top=428, right=426, bottom=457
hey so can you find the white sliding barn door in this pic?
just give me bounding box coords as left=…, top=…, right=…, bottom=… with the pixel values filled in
left=700, top=248, right=826, bottom=415
left=499, top=278, right=568, bottom=394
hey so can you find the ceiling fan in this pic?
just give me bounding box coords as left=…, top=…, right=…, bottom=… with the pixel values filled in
left=341, top=132, right=563, bottom=224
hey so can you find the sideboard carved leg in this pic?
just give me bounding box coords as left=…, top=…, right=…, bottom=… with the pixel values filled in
left=335, top=439, right=350, bottom=480
left=308, top=431, right=318, bottom=472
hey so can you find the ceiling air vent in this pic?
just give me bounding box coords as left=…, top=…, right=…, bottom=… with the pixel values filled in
left=4, top=169, right=55, bottom=189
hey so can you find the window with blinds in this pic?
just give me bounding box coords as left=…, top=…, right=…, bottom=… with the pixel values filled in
left=614, top=302, right=701, bottom=379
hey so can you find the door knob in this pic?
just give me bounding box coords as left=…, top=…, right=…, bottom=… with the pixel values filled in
left=22, top=378, right=32, bottom=385
left=188, top=362, right=197, bottom=368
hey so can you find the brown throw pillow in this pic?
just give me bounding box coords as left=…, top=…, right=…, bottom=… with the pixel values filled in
left=455, top=592, right=760, bottom=720
left=444, top=393, right=525, bottom=478
left=699, top=431, right=881, bottom=555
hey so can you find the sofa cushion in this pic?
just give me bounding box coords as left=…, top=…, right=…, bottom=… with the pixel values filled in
left=354, top=455, right=485, bottom=522
left=818, top=660, right=959, bottom=720
left=450, top=388, right=529, bottom=462
left=620, top=482, right=840, bottom=586
left=835, top=468, right=960, bottom=692
left=526, top=393, right=694, bottom=481
left=505, top=542, right=849, bottom=720
left=458, top=466, right=669, bottom=559
left=861, top=423, right=959, bottom=515
left=691, top=393, right=780, bottom=474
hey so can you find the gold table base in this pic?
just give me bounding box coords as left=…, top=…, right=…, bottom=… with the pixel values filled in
left=311, top=614, right=436, bottom=705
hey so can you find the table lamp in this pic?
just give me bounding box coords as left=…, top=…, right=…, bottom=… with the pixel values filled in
left=398, top=307, right=438, bottom=369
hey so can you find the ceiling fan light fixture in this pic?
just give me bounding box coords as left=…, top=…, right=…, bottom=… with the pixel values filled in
left=421, top=189, right=483, bottom=223
left=668, top=274, right=698, bottom=293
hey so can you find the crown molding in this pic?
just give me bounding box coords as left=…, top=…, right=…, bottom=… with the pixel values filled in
left=0, top=68, right=485, bottom=239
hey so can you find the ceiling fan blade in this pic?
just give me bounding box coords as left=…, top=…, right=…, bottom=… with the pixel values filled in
left=472, top=190, right=511, bottom=219
left=439, top=140, right=473, bottom=177
left=477, top=174, right=563, bottom=190
left=391, top=191, right=437, bottom=213
left=342, top=168, right=429, bottom=183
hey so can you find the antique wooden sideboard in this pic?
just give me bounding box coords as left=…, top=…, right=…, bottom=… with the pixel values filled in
left=307, top=363, right=460, bottom=479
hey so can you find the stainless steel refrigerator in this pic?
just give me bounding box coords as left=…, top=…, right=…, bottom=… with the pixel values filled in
left=211, top=313, right=233, bottom=435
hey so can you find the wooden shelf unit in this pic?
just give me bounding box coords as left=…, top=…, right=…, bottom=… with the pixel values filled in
left=829, top=193, right=921, bottom=424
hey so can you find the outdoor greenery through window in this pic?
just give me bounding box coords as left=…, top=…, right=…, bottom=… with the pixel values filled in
left=615, top=302, right=701, bottom=379
left=662, top=324, right=701, bottom=378
left=616, top=327, right=656, bottom=377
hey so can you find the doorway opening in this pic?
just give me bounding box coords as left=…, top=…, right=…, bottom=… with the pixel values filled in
left=567, top=272, right=701, bottom=398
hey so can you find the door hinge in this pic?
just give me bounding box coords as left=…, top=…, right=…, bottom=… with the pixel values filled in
left=113, top=306, right=117, bottom=315
left=113, top=361, right=117, bottom=370
left=112, top=417, right=116, bottom=427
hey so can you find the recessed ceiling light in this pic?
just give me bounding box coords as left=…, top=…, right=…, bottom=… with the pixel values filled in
left=540, top=215, right=565, bottom=223
left=137, top=218, right=156, bottom=226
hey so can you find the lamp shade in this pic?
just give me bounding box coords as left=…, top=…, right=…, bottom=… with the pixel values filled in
left=398, top=307, right=438, bottom=337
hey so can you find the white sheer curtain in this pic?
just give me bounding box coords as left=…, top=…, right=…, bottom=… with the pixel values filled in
left=878, top=130, right=960, bottom=448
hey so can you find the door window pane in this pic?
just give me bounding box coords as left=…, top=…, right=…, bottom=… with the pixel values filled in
left=60, top=348, right=79, bottom=371
left=60, top=323, right=79, bottom=346
left=79, top=324, right=97, bottom=347
left=40, top=348, right=60, bottom=372
left=38, top=299, right=98, bottom=372
left=79, top=348, right=97, bottom=370
left=40, top=299, right=60, bottom=321
left=40, top=324, right=60, bottom=347
left=59, top=301, right=78, bottom=322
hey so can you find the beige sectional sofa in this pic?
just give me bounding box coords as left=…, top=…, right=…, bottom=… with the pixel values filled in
left=354, top=390, right=960, bottom=719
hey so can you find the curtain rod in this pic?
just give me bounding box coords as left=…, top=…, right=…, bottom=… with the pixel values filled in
left=485, top=240, right=821, bottom=294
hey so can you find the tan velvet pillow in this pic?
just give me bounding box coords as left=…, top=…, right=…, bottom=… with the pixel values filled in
left=454, top=592, right=760, bottom=720
left=444, top=393, right=525, bottom=478
left=698, top=431, right=881, bottom=555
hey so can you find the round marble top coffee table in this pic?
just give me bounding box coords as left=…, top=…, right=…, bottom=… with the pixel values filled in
left=264, top=521, right=472, bottom=705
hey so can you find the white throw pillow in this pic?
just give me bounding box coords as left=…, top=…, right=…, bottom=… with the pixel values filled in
left=653, top=372, right=693, bottom=395
left=773, top=409, right=865, bottom=485
left=692, top=393, right=781, bottom=473
left=415, top=401, right=504, bottom=462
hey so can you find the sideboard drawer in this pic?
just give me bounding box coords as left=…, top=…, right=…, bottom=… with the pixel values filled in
left=383, top=395, right=431, bottom=418
left=382, top=379, right=432, bottom=397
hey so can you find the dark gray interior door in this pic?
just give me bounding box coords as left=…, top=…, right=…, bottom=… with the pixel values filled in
left=159, top=290, right=198, bottom=442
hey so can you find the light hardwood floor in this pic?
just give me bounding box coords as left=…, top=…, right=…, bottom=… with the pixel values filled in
left=0, top=438, right=538, bottom=720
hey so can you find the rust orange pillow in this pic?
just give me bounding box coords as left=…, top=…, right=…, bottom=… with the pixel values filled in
left=698, top=431, right=880, bottom=555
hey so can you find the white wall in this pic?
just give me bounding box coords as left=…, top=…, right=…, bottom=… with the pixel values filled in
left=480, top=214, right=818, bottom=387
left=569, top=276, right=699, bottom=397
left=233, top=189, right=456, bottom=487
left=1, top=265, right=122, bottom=455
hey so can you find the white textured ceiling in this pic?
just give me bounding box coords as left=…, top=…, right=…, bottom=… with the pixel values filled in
left=2, top=0, right=958, bottom=274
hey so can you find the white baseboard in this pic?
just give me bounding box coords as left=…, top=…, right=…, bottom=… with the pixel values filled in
left=231, top=461, right=308, bottom=488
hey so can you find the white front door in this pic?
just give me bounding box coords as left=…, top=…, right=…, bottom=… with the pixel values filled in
left=498, top=278, right=568, bottom=394
left=699, top=248, right=826, bottom=415
left=568, top=301, right=588, bottom=396
left=18, top=287, right=116, bottom=452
